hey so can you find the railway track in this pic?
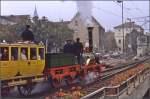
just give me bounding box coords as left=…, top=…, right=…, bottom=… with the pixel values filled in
left=80, top=57, right=150, bottom=97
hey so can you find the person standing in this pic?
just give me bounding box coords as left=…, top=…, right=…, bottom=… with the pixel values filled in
left=73, top=38, right=83, bottom=65
left=21, top=25, right=34, bottom=42
left=63, top=40, right=74, bottom=54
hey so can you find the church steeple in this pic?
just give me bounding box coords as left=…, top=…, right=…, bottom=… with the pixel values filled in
left=33, top=5, right=38, bottom=18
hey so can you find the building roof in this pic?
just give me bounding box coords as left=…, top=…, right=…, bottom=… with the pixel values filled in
left=51, top=20, right=70, bottom=25
left=114, top=22, right=143, bottom=29
left=0, top=15, right=30, bottom=23
left=34, top=5, right=38, bottom=17
left=70, top=12, right=104, bottom=29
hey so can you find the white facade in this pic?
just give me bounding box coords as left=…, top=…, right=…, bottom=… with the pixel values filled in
left=114, top=22, right=143, bottom=52
left=137, top=35, right=148, bottom=56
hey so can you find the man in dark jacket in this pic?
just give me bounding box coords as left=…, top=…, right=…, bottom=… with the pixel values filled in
left=63, top=40, right=74, bottom=54
left=21, top=25, right=34, bottom=42
left=73, top=38, right=83, bottom=64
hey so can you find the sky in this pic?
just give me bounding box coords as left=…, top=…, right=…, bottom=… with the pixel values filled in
left=1, top=1, right=149, bottom=31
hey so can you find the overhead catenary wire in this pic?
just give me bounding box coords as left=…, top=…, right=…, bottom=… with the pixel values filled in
left=113, top=1, right=134, bottom=18
left=92, top=1, right=149, bottom=31
left=130, top=1, right=146, bottom=16
left=93, top=7, right=122, bottom=18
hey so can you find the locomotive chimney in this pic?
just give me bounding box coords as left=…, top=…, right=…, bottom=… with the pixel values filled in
left=87, top=27, right=94, bottom=52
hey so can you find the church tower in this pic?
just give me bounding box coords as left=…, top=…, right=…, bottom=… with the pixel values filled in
left=33, top=5, right=38, bottom=22
left=33, top=5, right=38, bottom=18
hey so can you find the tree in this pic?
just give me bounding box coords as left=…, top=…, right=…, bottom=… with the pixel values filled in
left=0, top=16, right=74, bottom=52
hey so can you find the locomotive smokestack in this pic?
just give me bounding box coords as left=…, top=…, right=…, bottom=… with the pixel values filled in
left=87, top=27, right=94, bottom=52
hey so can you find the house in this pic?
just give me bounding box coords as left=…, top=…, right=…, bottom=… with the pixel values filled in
left=137, top=35, right=148, bottom=56
left=114, top=21, right=144, bottom=52
left=125, top=29, right=143, bottom=55
left=68, top=12, right=105, bottom=52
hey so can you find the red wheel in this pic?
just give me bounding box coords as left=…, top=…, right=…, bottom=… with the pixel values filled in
left=65, top=76, right=73, bottom=85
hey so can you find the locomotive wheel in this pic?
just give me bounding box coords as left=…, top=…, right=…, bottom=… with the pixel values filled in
left=17, top=85, right=33, bottom=96
left=53, top=79, right=60, bottom=88
left=65, top=76, right=73, bottom=85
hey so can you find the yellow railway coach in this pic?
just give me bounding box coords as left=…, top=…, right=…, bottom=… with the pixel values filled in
left=0, top=42, right=45, bottom=80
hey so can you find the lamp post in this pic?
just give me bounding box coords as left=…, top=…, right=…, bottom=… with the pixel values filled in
left=117, top=0, right=124, bottom=53
left=148, top=0, right=150, bottom=97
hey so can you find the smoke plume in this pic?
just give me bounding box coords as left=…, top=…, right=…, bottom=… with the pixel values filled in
left=76, top=1, right=93, bottom=27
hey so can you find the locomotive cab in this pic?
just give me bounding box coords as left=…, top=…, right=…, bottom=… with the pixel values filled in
left=0, top=42, right=45, bottom=80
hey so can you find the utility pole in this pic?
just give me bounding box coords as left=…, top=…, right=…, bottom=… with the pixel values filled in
left=149, top=0, right=150, bottom=35
left=147, top=0, right=150, bottom=97
left=122, top=1, right=124, bottom=53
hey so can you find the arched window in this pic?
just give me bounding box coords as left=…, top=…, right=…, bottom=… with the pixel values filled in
left=75, top=20, right=78, bottom=26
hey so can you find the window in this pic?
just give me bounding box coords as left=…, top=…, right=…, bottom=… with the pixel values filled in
left=118, top=39, right=121, bottom=44
left=11, top=47, right=18, bottom=61
left=0, top=48, right=1, bottom=60
left=0, top=47, right=9, bottom=61
left=75, top=20, right=78, bottom=26
left=119, top=48, right=121, bottom=51
left=74, top=29, right=79, bottom=33
left=30, top=48, right=37, bottom=60
left=39, top=48, right=44, bottom=60
left=20, top=48, right=28, bottom=60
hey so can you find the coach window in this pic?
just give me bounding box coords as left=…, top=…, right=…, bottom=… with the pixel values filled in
left=20, top=48, right=28, bottom=60
left=0, top=47, right=2, bottom=60
left=11, top=47, right=18, bottom=61
left=0, top=47, right=9, bottom=61
left=30, top=48, right=37, bottom=60
left=39, top=48, right=44, bottom=60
